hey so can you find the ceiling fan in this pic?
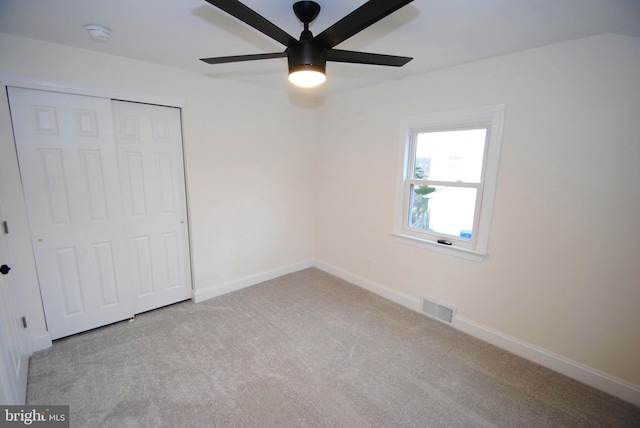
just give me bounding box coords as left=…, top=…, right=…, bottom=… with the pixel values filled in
left=200, top=0, right=414, bottom=88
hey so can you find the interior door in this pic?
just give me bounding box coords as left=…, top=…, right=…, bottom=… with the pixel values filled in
left=8, top=87, right=134, bottom=339
left=112, top=101, right=192, bottom=313
left=0, top=204, right=29, bottom=404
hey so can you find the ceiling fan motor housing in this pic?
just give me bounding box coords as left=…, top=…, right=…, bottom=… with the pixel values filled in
left=287, top=42, right=327, bottom=74
left=289, top=1, right=325, bottom=73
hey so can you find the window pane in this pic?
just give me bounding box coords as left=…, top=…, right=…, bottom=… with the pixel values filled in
left=409, top=185, right=477, bottom=239
left=414, top=129, right=486, bottom=182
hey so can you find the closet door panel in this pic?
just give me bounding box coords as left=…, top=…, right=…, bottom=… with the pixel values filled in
left=8, top=87, right=133, bottom=339
left=112, top=101, right=192, bottom=314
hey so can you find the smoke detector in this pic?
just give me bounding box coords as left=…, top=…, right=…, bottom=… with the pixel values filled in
left=85, top=24, right=111, bottom=43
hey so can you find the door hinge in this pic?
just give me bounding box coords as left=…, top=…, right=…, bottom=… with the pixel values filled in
left=2, top=221, right=8, bottom=234
left=21, top=316, right=27, bottom=329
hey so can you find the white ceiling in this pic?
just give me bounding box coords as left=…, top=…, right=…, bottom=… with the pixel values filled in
left=1, top=0, right=639, bottom=95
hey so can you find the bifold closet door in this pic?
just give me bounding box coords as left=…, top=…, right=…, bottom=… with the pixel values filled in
left=8, top=88, right=192, bottom=340
left=8, top=87, right=134, bottom=339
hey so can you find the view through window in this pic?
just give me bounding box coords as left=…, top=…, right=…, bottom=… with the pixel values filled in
left=409, top=128, right=487, bottom=240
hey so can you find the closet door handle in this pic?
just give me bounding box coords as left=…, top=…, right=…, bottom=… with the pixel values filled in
left=0, top=264, right=11, bottom=275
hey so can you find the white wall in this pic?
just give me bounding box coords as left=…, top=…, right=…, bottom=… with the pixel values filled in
left=0, top=34, right=315, bottom=347
left=315, top=33, right=640, bottom=387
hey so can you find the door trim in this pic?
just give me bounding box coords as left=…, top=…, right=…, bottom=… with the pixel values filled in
left=0, top=73, right=185, bottom=108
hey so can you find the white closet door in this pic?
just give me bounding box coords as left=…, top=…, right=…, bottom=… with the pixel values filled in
left=8, top=87, right=133, bottom=339
left=112, top=101, right=192, bottom=314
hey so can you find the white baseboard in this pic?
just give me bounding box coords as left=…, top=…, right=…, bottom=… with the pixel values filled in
left=313, top=259, right=640, bottom=407
left=314, top=260, right=422, bottom=312
left=193, top=259, right=315, bottom=303
left=454, top=316, right=640, bottom=407
left=30, top=331, right=52, bottom=354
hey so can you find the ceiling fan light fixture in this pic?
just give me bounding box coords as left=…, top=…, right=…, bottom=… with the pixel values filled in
left=288, top=64, right=326, bottom=88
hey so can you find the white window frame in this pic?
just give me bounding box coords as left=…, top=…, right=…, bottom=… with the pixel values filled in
left=393, top=105, right=506, bottom=262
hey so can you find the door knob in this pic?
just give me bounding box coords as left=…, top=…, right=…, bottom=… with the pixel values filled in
left=0, top=264, right=11, bottom=275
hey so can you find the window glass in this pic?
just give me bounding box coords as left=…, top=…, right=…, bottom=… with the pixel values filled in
left=414, top=129, right=486, bottom=182
left=410, top=185, right=477, bottom=239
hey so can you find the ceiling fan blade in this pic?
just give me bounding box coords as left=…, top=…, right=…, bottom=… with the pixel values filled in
left=327, top=49, right=412, bottom=67
left=200, top=52, right=287, bottom=64
left=313, top=0, right=414, bottom=49
left=204, top=0, right=297, bottom=47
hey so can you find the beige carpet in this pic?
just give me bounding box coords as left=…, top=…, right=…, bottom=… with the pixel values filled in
left=27, top=268, right=640, bottom=427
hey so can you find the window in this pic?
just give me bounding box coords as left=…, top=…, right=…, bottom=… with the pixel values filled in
left=393, top=105, right=506, bottom=261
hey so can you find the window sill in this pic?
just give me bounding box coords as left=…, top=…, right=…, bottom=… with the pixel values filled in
left=391, top=232, right=487, bottom=262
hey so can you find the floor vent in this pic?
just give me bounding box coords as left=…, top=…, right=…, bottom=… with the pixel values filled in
left=421, top=297, right=456, bottom=325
